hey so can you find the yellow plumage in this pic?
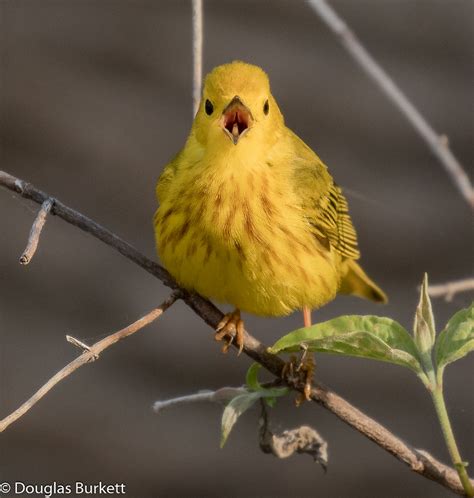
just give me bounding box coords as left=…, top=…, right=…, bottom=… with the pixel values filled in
left=154, top=61, right=386, bottom=320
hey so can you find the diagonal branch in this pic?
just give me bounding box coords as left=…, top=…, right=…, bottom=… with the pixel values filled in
left=308, top=0, right=473, bottom=209
left=0, top=292, right=179, bottom=433
left=0, top=170, right=471, bottom=495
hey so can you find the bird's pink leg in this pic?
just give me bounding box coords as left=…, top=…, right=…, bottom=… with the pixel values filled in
left=303, top=306, right=312, bottom=327
left=296, top=306, right=315, bottom=402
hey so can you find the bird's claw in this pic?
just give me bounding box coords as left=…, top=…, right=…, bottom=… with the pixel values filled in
left=215, top=310, right=244, bottom=355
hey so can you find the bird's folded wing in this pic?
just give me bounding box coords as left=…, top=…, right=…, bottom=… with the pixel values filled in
left=313, top=182, right=360, bottom=260
left=290, top=134, right=360, bottom=260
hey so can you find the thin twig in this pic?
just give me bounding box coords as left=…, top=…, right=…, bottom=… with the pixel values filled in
left=153, top=387, right=246, bottom=413
left=153, top=381, right=281, bottom=413
left=307, top=0, right=474, bottom=208
left=192, top=0, right=203, bottom=116
left=0, top=171, right=177, bottom=289
left=0, top=292, right=180, bottom=433
left=427, top=278, right=474, bottom=302
left=66, top=334, right=97, bottom=357
left=0, top=170, right=471, bottom=495
left=19, top=198, right=53, bottom=265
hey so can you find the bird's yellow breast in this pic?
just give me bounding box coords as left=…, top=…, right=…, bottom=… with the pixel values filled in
left=154, top=151, right=340, bottom=316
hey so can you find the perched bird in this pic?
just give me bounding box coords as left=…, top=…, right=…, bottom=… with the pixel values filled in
left=154, top=61, right=387, bottom=354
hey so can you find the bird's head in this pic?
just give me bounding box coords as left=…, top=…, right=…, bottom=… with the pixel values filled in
left=193, top=61, right=284, bottom=149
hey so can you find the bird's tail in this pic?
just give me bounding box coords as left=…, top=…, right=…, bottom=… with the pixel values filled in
left=339, top=260, right=387, bottom=304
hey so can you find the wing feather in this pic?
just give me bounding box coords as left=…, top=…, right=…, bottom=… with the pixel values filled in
left=289, top=132, right=360, bottom=260
left=313, top=182, right=361, bottom=260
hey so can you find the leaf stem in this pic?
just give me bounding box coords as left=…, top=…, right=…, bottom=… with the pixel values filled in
left=431, top=386, right=473, bottom=496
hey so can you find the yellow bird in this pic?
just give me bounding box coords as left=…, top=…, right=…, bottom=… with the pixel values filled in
left=154, top=61, right=387, bottom=353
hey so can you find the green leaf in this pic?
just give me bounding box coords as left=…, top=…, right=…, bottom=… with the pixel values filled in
left=269, top=315, right=423, bottom=374
left=435, top=303, right=474, bottom=375
left=245, top=363, right=263, bottom=391
left=413, top=273, right=436, bottom=354
left=220, top=386, right=290, bottom=448
left=221, top=392, right=261, bottom=448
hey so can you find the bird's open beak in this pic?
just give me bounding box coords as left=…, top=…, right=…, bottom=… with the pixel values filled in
left=220, top=96, right=253, bottom=145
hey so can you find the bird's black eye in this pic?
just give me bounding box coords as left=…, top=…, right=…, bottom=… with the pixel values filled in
left=205, top=99, right=214, bottom=115
left=263, top=100, right=269, bottom=115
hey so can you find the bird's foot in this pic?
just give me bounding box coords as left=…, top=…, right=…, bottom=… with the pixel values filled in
left=281, top=345, right=316, bottom=405
left=215, top=309, right=244, bottom=355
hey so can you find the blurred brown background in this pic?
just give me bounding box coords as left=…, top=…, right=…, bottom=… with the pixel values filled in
left=1, top=1, right=473, bottom=497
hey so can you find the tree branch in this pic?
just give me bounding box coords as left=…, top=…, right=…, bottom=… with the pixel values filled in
left=0, top=170, right=471, bottom=495
left=0, top=292, right=179, bottom=433
left=19, top=198, right=53, bottom=264
left=307, top=0, right=473, bottom=209
left=427, top=278, right=474, bottom=302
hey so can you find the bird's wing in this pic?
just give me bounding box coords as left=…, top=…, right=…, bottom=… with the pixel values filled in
left=312, top=181, right=360, bottom=260
left=290, top=133, right=361, bottom=260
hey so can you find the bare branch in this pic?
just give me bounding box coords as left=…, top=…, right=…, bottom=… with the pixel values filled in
left=192, top=0, right=203, bottom=116
left=427, top=278, right=474, bottom=302
left=0, top=292, right=180, bottom=433
left=19, top=198, right=53, bottom=265
left=0, top=170, right=471, bottom=495
left=308, top=0, right=474, bottom=209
